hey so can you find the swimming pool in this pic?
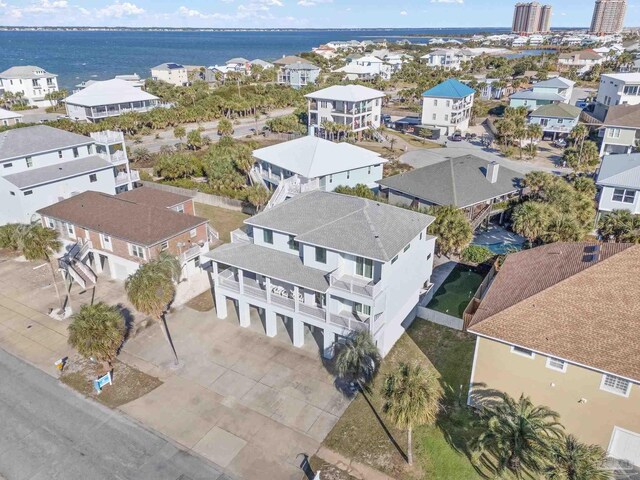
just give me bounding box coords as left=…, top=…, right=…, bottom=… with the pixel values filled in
left=477, top=241, right=525, bottom=255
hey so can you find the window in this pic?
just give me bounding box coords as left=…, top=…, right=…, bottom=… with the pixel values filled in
left=434, top=99, right=438, bottom=106
left=612, top=188, right=636, bottom=203
left=315, top=247, right=327, bottom=263
left=403, top=243, right=411, bottom=252
left=130, top=244, right=145, bottom=259
left=367, top=166, right=371, bottom=175
left=432, top=114, right=437, bottom=121
left=609, top=128, right=621, bottom=138
left=24, top=190, right=33, bottom=196
left=546, top=357, right=567, bottom=372
left=160, top=241, right=169, bottom=251
left=9, top=191, right=15, bottom=196
left=444, top=114, right=449, bottom=121
left=355, top=256, right=373, bottom=279
left=288, top=235, right=299, bottom=251
left=100, top=234, right=112, bottom=251
left=58, top=151, right=63, bottom=159
left=601, top=374, right=631, bottom=396
left=510, top=346, right=535, bottom=358
left=189, top=228, right=197, bottom=238
left=194, top=256, right=200, bottom=268
left=25, top=157, right=33, bottom=168
left=446, top=100, right=450, bottom=107
left=263, top=229, right=273, bottom=244
left=46, top=218, right=55, bottom=229
left=329, top=175, right=333, bottom=184
left=65, top=223, right=75, bottom=236
left=174, top=205, right=184, bottom=213
left=623, top=85, right=639, bottom=96
left=557, top=119, right=564, bottom=124
left=72, top=147, right=79, bottom=158
left=346, top=171, right=350, bottom=180
left=3, top=163, right=12, bottom=168
left=320, top=101, right=327, bottom=108
left=354, top=303, right=372, bottom=316
left=391, top=255, right=398, bottom=264
left=89, top=174, right=97, bottom=183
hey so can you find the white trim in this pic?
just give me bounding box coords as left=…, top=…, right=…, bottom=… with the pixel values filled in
left=468, top=332, right=640, bottom=384
left=467, top=336, right=480, bottom=405
left=608, top=426, right=640, bottom=459
left=510, top=345, right=535, bottom=358
left=600, top=373, right=632, bottom=398
left=100, top=233, right=113, bottom=252
left=546, top=357, right=567, bottom=373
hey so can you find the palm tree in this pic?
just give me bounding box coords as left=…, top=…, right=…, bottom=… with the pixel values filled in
left=381, top=363, right=442, bottom=465
left=527, top=123, right=543, bottom=145
left=173, top=126, right=186, bottom=143
left=246, top=184, right=271, bottom=212
left=545, top=435, right=610, bottom=480
left=68, top=303, right=126, bottom=373
left=15, top=223, right=64, bottom=313
left=512, top=201, right=550, bottom=242
left=125, top=256, right=180, bottom=365
left=334, top=330, right=381, bottom=393
left=427, top=205, right=473, bottom=257
left=598, top=209, right=640, bottom=243
left=474, top=393, right=564, bottom=477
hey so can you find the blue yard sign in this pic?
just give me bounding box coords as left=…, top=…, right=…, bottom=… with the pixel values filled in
left=93, top=371, right=112, bottom=394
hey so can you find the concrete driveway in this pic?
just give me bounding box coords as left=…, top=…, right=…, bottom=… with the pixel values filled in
left=120, top=301, right=349, bottom=480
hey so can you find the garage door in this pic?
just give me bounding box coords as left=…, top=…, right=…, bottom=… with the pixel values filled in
left=609, top=427, right=640, bottom=466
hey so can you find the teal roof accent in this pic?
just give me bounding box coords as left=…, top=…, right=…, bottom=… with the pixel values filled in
left=422, top=79, right=476, bottom=99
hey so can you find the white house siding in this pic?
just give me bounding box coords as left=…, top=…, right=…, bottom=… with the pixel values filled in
left=420, top=95, right=474, bottom=135
left=151, top=68, right=188, bottom=87
left=309, top=98, right=383, bottom=132
left=0, top=168, right=116, bottom=224
left=598, top=185, right=640, bottom=215
left=261, top=162, right=383, bottom=190
left=594, top=75, right=640, bottom=120
left=66, top=104, right=89, bottom=122
left=0, top=76, right=59, bottom=107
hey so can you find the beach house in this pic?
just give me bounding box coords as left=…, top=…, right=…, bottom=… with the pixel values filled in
left=596, top=153, right=640, bottom=217
left=202, top=191, right=436, bottom=358
left=420, top=79, right=476, bottom=136
left=509, top=76, right=575, bottom=111
left=557, top=49, right=605, bottom=75
left=0, top=126, right=138, bottom=225
left=306, top=85, right=385, bottom=135
left=599, top=104, right=640, bottom=156
left=277, top=62, right=320, bottom=89
left=0, top=66, right=59, bottom=108
left=0, top=108, right=22, bottom=127
left=420, top=48, right=476, bottom=71
left=64, top=79, right=164, bottom=123
left=151, top=63, right=189, bottom=87
left=335, top=55, right=392, bottom=81
left=593, top=73, right=640, bottom=121
left=527, top=103, right=583, bottom=140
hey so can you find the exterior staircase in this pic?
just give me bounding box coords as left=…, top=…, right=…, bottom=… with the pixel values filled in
left=58, top=241, right=97, bottom=290
left=265, top=176, right=301, bottom=210
left=470, top=204, right=493, bottom=231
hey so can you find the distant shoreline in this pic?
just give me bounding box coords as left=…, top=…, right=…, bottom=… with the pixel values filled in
left=0, top=26, right=587, bottom=33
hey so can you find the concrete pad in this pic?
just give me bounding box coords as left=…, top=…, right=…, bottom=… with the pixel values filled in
left=271, top=394, right=323, bottom=434
left=251, top=417, right=318, bottom=464
left=192, top=426, right=247, bottom=468
left=307, top=411, right=340, bottom=442
left=227, top=444, right=301, bottom=480
left=239, top=382, right=280, bottom=417
left=212, top=404, right=271, bottom=442
left=210, top=369, right=257, bottom=400
left=229, top=352, right=275, bottom=381
left=157, top=409, right=214, bottom=449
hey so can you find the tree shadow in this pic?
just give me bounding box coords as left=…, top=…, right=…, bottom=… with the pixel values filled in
left=116, top=303, right=136, bottom=342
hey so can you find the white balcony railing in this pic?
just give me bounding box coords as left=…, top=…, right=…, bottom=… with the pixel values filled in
left=115, top=170, right=140, bottom=186
left=90, top=130, right=125, bottom=145
left=329, top=272, right=384, bottom=298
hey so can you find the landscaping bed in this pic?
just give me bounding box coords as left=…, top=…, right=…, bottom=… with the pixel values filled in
left=323, top=321, right=481, bottom=480
left=426, top=264, right=488, bottom=318
left=185, top=290, right=214, bottom=312
left=60, top=356, right=162, bottom=409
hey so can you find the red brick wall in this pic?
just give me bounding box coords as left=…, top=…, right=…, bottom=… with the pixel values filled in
left=170, top=199, right=195, bottom=216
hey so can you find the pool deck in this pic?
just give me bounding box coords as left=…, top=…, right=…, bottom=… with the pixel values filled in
left=473, top=226, right=526, bottom=248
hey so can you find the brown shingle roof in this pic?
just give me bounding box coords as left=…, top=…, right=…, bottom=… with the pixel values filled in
left=468, top=243, right=640, bottom=381
left=559, top=49, right=603, bottom=61
left=37, top=191, right=208, bottom=246
left=116, top=186, right=193, bottom=208
left=603, top=104, right=640, bottom=129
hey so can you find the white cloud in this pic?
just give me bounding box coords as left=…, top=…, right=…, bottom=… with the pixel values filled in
left=400, top=10, right=407, bottom=15
left=5, top=0, right=69, bottom=18
left=430, top=0, right=463, bottom=3
left=95, top=2, right=145, bottom=18
left=297, top=0, right=332, bottom=6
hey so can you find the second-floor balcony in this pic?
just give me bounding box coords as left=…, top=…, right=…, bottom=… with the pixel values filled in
left=329, top=271, right=384, bottom=298
left=91, top=130, right=125, bottom=145
left=115, top=170, right=140, bottom=186
left=99, top=150, right=128, bottom=166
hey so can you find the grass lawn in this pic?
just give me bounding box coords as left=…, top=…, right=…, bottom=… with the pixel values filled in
left=386, top=130, right=443, bottom=150
left=427, top=264, right=487, bottom=318
left=323, top=321, right=483, bottom=480
left=194, top=203, right=249, bottom=243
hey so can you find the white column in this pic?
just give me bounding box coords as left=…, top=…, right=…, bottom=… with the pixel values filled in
left=292, top=319, right=304, bottom=348
left=215, top=291, right=228, bottom=319
left=93, top=254, right=103, bottom=274
left=212, top=262, right=220, bottom=287
left=266, top=277, right=272, bottom=304
left=238, top=269, right=245, bottom=294
left=238, top=300, right=250, bottom=328
left=323, top=329, right=336, bottom=359
left=294, top=286, right=299, bottom=313
left=265, top=309, right=277, bottom=338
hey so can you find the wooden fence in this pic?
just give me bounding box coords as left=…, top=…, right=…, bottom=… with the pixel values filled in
left=141, top=181, right=255, bottom=214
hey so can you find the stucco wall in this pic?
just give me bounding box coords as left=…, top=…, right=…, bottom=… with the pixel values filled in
left=470, top=336, right=640, bottom=449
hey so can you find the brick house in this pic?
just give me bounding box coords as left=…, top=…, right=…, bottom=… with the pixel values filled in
left=37, top=187, right=213, bottom=288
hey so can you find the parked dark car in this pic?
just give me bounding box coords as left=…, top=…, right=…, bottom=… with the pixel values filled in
left=451, top=131, right=463, bottom=142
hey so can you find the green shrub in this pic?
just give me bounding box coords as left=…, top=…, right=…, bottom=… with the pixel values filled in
left=461, top=245, right=494, bottom=264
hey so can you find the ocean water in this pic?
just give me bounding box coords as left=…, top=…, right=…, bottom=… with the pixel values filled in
left=0, top=28, right=512, bottom=88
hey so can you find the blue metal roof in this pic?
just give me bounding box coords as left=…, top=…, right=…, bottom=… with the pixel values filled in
left=422, top=79, right=476, bottom=99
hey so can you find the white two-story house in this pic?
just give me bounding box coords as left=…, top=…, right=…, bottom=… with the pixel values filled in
left=420, top=48, right=476, bottom=71
left=0, top=66, right=59, bottom=107
left=151, top=63, right=189, bottom=87
left=593, top=73, right=640, bottom=121
left=596, top=153, right=640, bottom=217
left=0, top=126, right=139, bottom=225
left=335, top=55, right=392, bottom=81
left=306, top=85, right=385, bottom=136
left=420, top=79, right=475, bottom=136
left=252, top=136, right=386, bottom=208
left=203, top=191, right=436, bottom=358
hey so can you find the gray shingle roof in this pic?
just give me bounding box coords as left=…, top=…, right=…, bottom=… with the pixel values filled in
left=510, top=90, right=567, bottom=102
left=0, top=126, right=93, bottom=161
left=204, top=242, right=330, bottom=292
left=596, top=153, right=640, bottom=189
left=377, top=155, right=523, bottom=208
left=3, top=155, right=112, bottom=189
left=245, top=191, right=434, bottom=262
left=0, top=66, right=57, bottom=79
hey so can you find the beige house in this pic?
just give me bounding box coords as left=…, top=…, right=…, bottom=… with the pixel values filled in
left=466, top=243, right=640, bottom=466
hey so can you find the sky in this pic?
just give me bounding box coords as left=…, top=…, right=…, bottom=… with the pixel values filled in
left=0, top=0, right=637, bottom=29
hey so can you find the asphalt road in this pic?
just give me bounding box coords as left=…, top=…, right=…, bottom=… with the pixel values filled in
left=0, top=349, right=230, bottom=480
